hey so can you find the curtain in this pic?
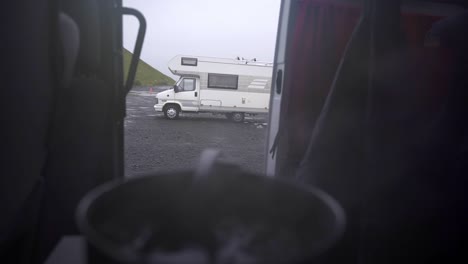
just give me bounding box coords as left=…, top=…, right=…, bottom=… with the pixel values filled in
left=278, top=0, right=361, bottom=176
left=278, top=0, right=453, bottom=177
left=278, top=0, right=461, bottom=262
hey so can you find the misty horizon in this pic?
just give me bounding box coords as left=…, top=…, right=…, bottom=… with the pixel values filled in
left=123, top=0, right=281, bottom=79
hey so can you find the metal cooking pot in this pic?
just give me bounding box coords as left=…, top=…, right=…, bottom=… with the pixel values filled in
left=76, top=150, right=345, bottom=264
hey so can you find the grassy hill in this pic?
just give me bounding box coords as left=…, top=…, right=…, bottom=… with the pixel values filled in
left=123, top=49, right=175, bottom=86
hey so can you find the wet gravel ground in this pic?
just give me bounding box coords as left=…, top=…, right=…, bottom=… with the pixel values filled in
left=124, top=86, right=269, bottom=177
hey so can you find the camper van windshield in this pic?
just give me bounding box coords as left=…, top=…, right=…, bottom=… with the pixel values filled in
left=175, top=78, right=182, bottom=87
left=174, top=78, right=183, bottom=92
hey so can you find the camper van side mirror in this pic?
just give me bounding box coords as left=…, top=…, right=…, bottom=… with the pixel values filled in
left=173, top=84, right=179, bottom=93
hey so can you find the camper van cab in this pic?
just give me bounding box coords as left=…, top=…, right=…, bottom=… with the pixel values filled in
left=154, top=55, right=273, bottom=122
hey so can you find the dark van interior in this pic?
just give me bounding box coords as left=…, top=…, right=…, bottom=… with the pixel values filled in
left=270, top=0, right=468, bottom=263
left=1, top=0, right=467, bottom=263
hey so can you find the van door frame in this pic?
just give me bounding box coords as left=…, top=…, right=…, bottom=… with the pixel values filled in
left=174, top=76, right=200, bottom=112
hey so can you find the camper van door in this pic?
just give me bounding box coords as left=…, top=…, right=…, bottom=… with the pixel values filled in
left=174, top=77, right=200, bottom=111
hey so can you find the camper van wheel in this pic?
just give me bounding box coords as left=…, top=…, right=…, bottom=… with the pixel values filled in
left=230, top=112, right=244, bottom=123
left=164, top=105, right=180, bottom=120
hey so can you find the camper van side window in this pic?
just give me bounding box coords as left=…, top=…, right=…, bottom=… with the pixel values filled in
left=208, top=73, right=238, bottom=89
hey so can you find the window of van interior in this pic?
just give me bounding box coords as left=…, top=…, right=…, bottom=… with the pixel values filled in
left=123, top=0, right=280, bottom=176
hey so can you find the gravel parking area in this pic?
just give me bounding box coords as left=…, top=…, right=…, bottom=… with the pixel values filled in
left=124, top=87, right=269, bottom=177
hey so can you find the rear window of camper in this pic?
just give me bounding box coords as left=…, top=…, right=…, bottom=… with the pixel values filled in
left=208, top=73, right=238, bottom=89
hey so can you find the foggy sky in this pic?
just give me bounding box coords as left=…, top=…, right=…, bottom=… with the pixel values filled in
left=123, top=0, right=281, bottom=80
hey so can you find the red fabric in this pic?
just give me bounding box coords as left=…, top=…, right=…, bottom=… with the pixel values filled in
left=284, top=0, right=454, bottom=167
left=285, top=0, right=361, bottom=163
left=408, top=48, right=453, bottom=116
left=400, top=12, right=454, bottom=116
left=401, top=13, right=442, bottom=50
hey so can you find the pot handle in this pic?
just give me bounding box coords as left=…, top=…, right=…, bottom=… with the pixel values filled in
left=194, top=148, right=222, bottom=181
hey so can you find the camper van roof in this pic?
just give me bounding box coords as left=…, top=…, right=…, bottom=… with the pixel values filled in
left=174, top=55, right=273, bottom=67
left=168, top=55, right=274, bottom=77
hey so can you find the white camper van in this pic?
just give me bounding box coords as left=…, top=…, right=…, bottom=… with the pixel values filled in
left=154, top=55, right=273, bottom=122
